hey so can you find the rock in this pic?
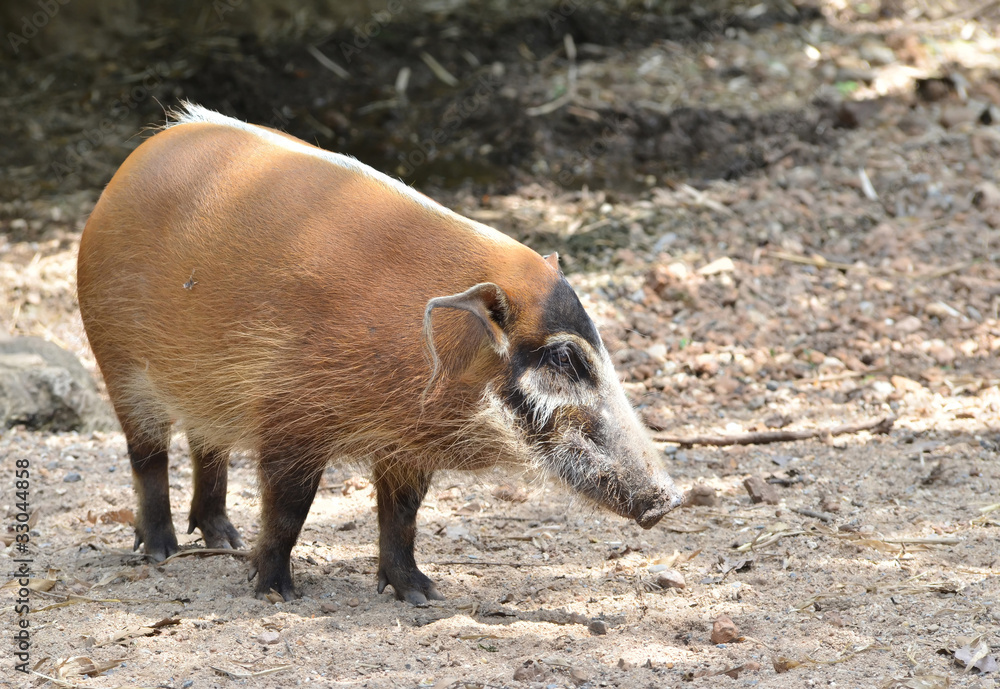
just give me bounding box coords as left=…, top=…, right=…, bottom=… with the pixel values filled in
left=692, top=353, right=719, bottom=377
left=0, top=337, right=116, bottom=432
left=890, top=375, right=924, bottom=394
left=617, top=658, right=635, bottom=670
left=320, top=602, right=340, bottom=613
left=697, top=256, right=735, bottom=276
left=940, top=105, right=979, bottom=129
left=588, top=619, right=608, bottom=635
left=64, top=472, right=82, bottom=483
left=859, top=40, right=896, bottom=66
left=819, top=495, right=841, bottom=513
left=710, top=615, right=740, bottom=644
left=973, top=181, right=1000, bottom=209
left=871, top=380, right=895, bottom=399
left=346, top=597, right=361, bottom=607
left=928, top=343, right=956, bottom=366
left=743, top=476, right=779, bottom=505
left=916, top=77, right=954, bottom=102
left=655, top=569, right=686, bottom=590
left=925, top=301, right=961, bottom=319
left=836, top=99, right=885, bottom=129
left=824, top=612, right=846, bottom=627
left=258, top=631, right=280, bottom=644
left=684, top=484, right=719, bottom=507
left=513, top=661, right=546, bottom=681
left=894, top=315, right=923, bottom=334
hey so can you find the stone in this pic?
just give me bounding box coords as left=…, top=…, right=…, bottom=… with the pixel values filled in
left=710, top=615, right=740, bottom=644
left=588, top=619, right=608, bottom=635
left=0, top=336, right=116, bottom=432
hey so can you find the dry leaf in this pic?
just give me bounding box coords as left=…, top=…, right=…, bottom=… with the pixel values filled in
left=99, top=508, right=135, bottom=525
left=773, top=656, right=803, bottom=673
left=883, top=675, right=950, bottom=688
left=56, top=655, right=124, bottom=679
left=955, top=642, right=998, bottom=673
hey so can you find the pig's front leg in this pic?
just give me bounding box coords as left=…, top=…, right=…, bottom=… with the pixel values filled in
left=374, top=465, right=442, bottom=605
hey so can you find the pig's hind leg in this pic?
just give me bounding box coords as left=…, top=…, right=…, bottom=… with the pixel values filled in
left=123, top=419, right=179, bottom=563
left=375, top=465, right=443, bottom=605
left=186, top=432, right=244, bottom=550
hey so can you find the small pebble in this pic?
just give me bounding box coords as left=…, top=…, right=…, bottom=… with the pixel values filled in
left=710, top=615, right=740, bottom=644
left=258, top=631, right=280, bottom=645
left=346, top=597, right=361, bottom=607
left=588, top=619, right=608, bottom=635
left=656, top=569, right=686, bottom=590
left=64, top=472, right=82, bottom=483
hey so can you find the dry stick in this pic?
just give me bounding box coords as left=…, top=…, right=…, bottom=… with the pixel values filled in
left=434, top=560, right=554, bottom=567
left=920, top=260, right=975, bottom=281
left=654, top=415, right=895, bottom=448
left=306, top=44, right=349, bottom=79
left=792, top=368, right=886, bottom=387
left=210, top=665, right=293, bottom=680
left=792, top=507, right=836, bottom=523
left=419, top=51, right=459, bottom=87
left=32, top=589, right=183, bottom=605
left=159, top=547, right=251, bottom=566
left=767, top=250, right=856, bottom=271
left=526, top=34, right=577, bottom=116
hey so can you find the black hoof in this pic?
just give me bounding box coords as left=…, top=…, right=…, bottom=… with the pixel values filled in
left=377, top=566, right=444, bottom=606
left=188, top=513, right=245, bottom=550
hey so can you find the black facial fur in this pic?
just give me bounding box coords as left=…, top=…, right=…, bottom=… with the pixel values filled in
left=542, top=278, right=602, bottom=350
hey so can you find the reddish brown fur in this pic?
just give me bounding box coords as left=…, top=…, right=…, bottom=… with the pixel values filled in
left=79, top=121, right=560, bottom=460
left=78, top=111, right=566, bottom=602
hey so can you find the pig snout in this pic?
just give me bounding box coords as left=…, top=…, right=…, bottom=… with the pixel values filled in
left=632, top=477, right=685, bottom=529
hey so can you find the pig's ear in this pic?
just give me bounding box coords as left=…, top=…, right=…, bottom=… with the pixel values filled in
left=422, top=283, right=511, bottom=396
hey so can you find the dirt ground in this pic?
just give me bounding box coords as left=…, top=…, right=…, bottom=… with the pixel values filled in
left=2, top=1, right=1000, bottom=688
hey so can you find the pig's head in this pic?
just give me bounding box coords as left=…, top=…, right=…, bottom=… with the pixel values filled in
left=423, top=260, right=684, bottom=529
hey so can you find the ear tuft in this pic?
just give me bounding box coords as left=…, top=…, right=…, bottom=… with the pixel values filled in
left=543, top=252, right=560, bottom=272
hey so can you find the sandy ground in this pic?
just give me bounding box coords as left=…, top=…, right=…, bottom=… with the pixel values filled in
left=3, top=2, right=1000, bottom=688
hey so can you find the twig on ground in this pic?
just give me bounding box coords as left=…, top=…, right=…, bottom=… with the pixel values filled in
left=920, top=261, right=974, bottom=280
left=32, top=589, right=185, bottom=605
left=159, top=547, right=251, bottom=566
left=527, top=35, right=577, bottom=116
left=210, top=665, right=293, bottom=679
left=654, top=416, right=895, bottom=447
left=793, top=369, right=885, bottom=387
left=433, top=560, right=553, bottom=567
left=306, top=45, right=349, bottom=79
left=419, top=51, right=459, bottom=87
left=766, top=250, right=856, bottom=271
left=792, top=507, right=836, bottom=523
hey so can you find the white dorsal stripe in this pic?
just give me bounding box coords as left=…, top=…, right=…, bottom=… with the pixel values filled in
left=169, top=102, right=482, bottom=225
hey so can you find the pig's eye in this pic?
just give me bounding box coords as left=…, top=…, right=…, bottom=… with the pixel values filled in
left=546, top=343, right=588, bottom=381
left=555, top=347, right=571, bottom=368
